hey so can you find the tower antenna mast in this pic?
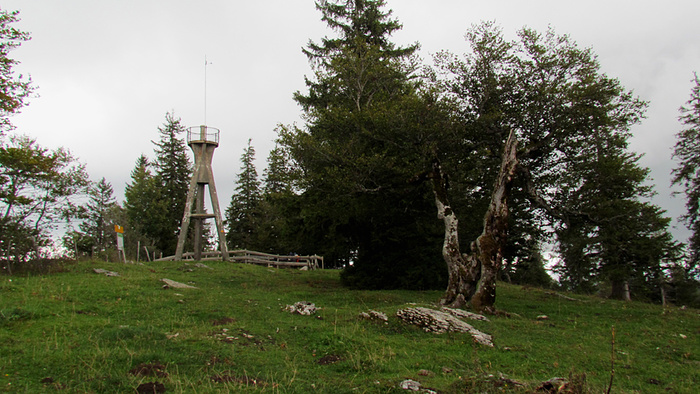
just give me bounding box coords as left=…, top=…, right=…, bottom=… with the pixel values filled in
left=204, top=55, right=211, bottom=125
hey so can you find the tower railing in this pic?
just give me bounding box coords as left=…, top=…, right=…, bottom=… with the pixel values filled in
left=187, top=125, right=220, bottom=145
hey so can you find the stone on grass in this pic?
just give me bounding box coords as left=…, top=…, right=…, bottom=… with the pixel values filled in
left=441, top=307, right=490, bottom=322
left=285, top=301, right=317, bottom=315
left=359, top=310, right=389, bottom=323
left=400, top=379, right=422, bottom=391
left=396, top=307, right=493, bottom=347
left=160, top=278, right=198, bottom=289
left=399, top=379, right=437, bottom=393
left=93, top=268, right=119, bottom=277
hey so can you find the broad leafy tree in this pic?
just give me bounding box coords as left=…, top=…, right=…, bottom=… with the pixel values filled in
left=0, top=9, right=33, bottom=135
left=429, top=22, right=671, bottom=309
left=0, top=135, right=88, bottom=266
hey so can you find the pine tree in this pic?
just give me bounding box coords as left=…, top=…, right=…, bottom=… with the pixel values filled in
left=556, top=141, right=681, bottom=299
left=152, top=112, right=192, bottom=255
left=672, top=73, right=700, bottom=274
left=263, top=142, right=296, bottom=196
left=79, top=177, right=117, bottom=252
left=226, top=139, right=261, bottom=250
left=124, top=155, right=162, bottom=251
left=284, top=0, right=447, bottom=287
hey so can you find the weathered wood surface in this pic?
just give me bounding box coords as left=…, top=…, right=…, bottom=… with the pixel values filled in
left=433, top=130, right=519, bottom=313
left=156, top=249, right=324, bottom=269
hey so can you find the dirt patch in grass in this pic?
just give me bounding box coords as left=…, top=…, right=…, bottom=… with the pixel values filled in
left=210, top=317, right=236, bottom=326
left=40, top=377, right=67, bottom=390
left=317, top=354, right=343, bottom=365
left=210, top=328, right=275, bottom=350
left=136, top=381, right=166, bottom=393
left=129, top=362, right=169, bottom=378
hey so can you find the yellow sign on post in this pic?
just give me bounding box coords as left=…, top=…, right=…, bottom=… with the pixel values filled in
left=115, top=225, right=126, bottom=262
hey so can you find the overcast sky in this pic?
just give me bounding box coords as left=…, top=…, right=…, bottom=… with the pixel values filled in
left=3, top=0, right=699, bottom=243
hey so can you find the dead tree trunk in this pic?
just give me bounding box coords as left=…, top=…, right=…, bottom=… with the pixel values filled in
left=432, top=131, right=519, bottom=313
left=431, top=158, right=479, bottom=309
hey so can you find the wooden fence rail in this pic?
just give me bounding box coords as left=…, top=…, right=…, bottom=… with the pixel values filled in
left=230, top=250, right=323, bottom=269
left=156, top=249, right=323, bottom=269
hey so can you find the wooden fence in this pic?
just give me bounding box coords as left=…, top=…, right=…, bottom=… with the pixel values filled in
left=229, top=250, right=323, bottom=269
left=157, top=249, right=323, bottom=269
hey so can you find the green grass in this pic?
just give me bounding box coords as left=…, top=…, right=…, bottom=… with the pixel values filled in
left=0, top=260, right=697, bottom=393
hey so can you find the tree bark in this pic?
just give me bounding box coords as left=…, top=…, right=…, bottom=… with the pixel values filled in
left=610, top=279, right=631, bottom=301
left=433, top=131, right=519, bottom=313
left=431, top=158, right=479, bottom=308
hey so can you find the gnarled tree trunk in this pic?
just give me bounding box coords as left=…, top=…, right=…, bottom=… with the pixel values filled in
left=432, top=131, right=519, bottom=313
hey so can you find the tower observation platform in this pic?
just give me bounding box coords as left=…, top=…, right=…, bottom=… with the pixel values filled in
left=174, top=125, right=228, bottom=261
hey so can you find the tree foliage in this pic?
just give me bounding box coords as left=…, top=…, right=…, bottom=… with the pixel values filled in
left=151, top=112, right=192, bottom=255
left=0, top=135, right=88, bottom=265
left=672, top=73, right=700, bottom=274
left=281, top=0, right=447, bottom=288
left=429, top=21, right=677, bottom=306
left=226, top=139, right=262, bottom=250
left=68, top=177, right=119, bottom=258
left=123, top=154, right=163, bottom=253
left=0, top=8, right=33, bottom=135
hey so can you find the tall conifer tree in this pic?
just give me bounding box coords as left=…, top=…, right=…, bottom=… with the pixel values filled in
left=672, top=73, right=700, bottom=274
left=79, top=177, right=117, bottom=251
left=282, top=0, right=447, bottom=288
left=124, top=155, right=161, bottom=251
left=152, top=112, right=192, bottom=255
left=226, top=139, right=261, bottom=250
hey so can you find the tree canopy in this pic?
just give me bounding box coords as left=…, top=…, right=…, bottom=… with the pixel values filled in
left=226, top=139, right=262, bottom=250
left=0, top=9, right=33, bottom=135
left=672, top=73, right=700, bottom=274
left=0, top=135, right=88, bottom=265
left=428, top=22, right=678, bottom=306
left=280, top=0, right=448, bottom=288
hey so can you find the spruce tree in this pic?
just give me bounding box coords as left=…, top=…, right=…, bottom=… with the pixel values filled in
left=226, top=139, right=261, bottom=250
left=672, top=73, right=700, bottom=274
left=263, top=142, right=296, bottom=196
left=124, top=155, right=162, bottom=251
left=152, top=112, right=192, bottom=255
left=79, top=177, right=117, bottom=252
left=284, top=0, right=446, bottom=287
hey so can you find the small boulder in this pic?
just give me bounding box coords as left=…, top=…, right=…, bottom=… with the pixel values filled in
left=285, top=301, right=317, bottom=315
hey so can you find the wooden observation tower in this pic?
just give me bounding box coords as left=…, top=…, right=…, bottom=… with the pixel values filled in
left=174, top=125, right=228, bottom=261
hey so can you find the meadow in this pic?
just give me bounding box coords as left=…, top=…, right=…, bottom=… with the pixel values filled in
left=1, top=260, right=697, bottom=393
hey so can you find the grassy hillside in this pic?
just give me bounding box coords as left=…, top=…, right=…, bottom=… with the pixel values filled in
left=1, top=260, right=697, bottom=393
